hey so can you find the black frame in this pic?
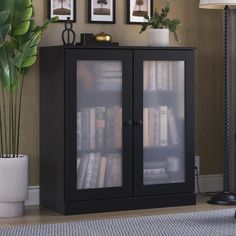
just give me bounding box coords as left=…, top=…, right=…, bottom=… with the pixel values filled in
left=65, top=48, right=133, bottom=202
left=48, top=0, right=76, bottom=23
left=133, top=49, right=195, bottom=196
left=127, top=0, right=153, bottom=24
left=88, top=0, right=116, bottom=24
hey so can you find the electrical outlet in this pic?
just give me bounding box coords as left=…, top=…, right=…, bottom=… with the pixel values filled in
left=195, top=155, right=200, bottom=174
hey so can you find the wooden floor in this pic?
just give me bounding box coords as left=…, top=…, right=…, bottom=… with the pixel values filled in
left=0, top=195, right=236, bottom=227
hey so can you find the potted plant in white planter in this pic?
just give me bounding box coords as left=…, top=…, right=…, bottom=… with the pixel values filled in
left=0, top=0, right=58, bottom=217
left=140, top=1, right=181, bottom=46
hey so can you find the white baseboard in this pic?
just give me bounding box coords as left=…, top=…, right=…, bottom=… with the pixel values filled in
left=195, top=174, right=223, bottom=193
left=25, top=175, right=224, bottom=206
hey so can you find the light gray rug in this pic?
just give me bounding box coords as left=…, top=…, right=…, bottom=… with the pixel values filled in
left=0, top=208, right=236, bottom=236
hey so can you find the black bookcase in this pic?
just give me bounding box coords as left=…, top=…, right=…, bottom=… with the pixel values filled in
left=40, top=46, right=195, bottom=215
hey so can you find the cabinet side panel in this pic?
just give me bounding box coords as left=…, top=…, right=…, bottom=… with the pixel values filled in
left=40, top=47, right=65, bottom=213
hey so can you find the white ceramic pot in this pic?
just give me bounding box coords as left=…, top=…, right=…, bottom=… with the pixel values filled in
left=147, top=28, right=169, bottom=47
left=0, top=155, right=28, bottom=217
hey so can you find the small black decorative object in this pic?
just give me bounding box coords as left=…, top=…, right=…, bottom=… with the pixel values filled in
left=62, top=17, right=76, bottom=45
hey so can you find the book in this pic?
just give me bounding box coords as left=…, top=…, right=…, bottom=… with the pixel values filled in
left=104, top=156, right=113, bottom=187
left=98, top=156, right=107, bottom=188
left=114, top=107, right=122, bottom=148
left=110, top=154, right=122, bottom=187
left=160, top=106, right=168, bottom=146
left=106, top=107, right=115, bottom=148
left=143, top=161, right=167, bottom=169
left=156, top=61, right=163, bottom=90
left=77, top=112, right=82, bottom=150
left=143, top=108, right=149, bottom=147
left=149, top=61, right=156, bottom=91
left=81, top=108, right=90, bottom=150
left=148, top=108, right=155, bottom=147
left=83, top=153, right=100, bottom=189
left=95, top=107, right=106, bottom=149
left=162, top=62, right=168, bottom=90
left=168, top=62, right=174, bottom=90
left=155, top=108, right=160, bottom=146
left=77, top=154, right=90, bottom=189
left=90, top=108, right=96, bottom=149
left=143, top=61, right=149, bottom=91
left=168, top=108, right=180, bottom=145
left=143, top=168, right=166, bottom=178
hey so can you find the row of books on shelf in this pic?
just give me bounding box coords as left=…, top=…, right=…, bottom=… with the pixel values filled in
left=143, top=61, right=176, bottom=91
left=78, top=61, right=122, bottom=91
left=77, top=152, right=122, bottom=189
left=77, top=106, right=122, bottom=151
left=143, top=157, right=183, bottom=185
left=143, top=106, right=180, bottom=147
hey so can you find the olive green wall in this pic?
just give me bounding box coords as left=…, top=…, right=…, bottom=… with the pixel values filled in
left=22, top=0, right=224, bottom=185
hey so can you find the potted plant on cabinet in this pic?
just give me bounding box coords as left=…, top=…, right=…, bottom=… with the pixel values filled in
left=139, top=1, right=181, bottom=46
left=0, top=0, right=58, bottom=217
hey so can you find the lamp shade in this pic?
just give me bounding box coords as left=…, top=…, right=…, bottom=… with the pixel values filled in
left=199, top=0, right=236, bottom=8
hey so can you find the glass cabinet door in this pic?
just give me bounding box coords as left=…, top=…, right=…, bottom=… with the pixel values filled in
left=65, top=49, right=133, bottom=202
left=76, top=60, right=123, bottom=190
left=133, top=50, right=194, bottom=196
left=143, top=60, right=185, bottom=185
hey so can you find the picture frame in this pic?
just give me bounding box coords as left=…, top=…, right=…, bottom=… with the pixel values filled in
left=48, top=0, right=76, bottom=23
left=127, top=0, right=153, bottom=24
left=88, top=0, right=116, bottom=24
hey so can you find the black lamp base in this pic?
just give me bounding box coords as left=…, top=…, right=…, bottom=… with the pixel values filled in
left=207, top=192, right=236, bottom=205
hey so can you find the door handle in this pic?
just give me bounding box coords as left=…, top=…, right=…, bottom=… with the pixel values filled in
left=124, top=120, right=133, bottom=126
left=134, top=120, right=143, bottom=126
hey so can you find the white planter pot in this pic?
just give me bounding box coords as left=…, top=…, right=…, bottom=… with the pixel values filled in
left=147, top=28, right=169, bottom=47
left=0, top=155, right=28, bottom=217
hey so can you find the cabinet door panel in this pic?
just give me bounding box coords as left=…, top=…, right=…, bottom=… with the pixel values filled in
left=65, top=49, right=133, bottom=201
left=133, top=50, right=195, bottom=196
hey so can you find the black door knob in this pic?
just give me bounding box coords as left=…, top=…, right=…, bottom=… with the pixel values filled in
left=134, top=120, right=143, bottom=126
left=124, top=120, right=133, bottom=126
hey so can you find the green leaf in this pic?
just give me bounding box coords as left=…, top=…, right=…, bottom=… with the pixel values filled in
left=0, top=10, right=11, bottom=45
left=12, top=31, right=41, bottom=69
left=0, top=43, right=18, bottom=91
left=11, top=0, right=33, bottom=36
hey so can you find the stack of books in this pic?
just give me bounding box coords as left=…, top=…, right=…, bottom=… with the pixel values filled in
left=77, top=153, right=122, bottom=189
left=77, top=106, right=122, bottom=150
left=143, top=106, right=180, bottom=147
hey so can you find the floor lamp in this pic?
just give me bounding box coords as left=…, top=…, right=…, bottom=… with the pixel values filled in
left=199, top=0, right=236, bottom=207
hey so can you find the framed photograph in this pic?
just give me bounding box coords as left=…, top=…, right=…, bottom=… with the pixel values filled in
left=49, top=0, right=76, bottom=22
left=127, top=0, right=153, bottom=24
left=88, top=0, right=116, bottom=24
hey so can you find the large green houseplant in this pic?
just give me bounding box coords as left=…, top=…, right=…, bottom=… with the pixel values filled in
left=0, top=0, right=58, bottom=217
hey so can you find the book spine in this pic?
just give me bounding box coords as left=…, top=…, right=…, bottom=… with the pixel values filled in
left=148, top=108, right=155, bottom=147
left=77, top=111, right=82, bottom=151
left=168, top=108, right=180, bottom=145
left=143, top=108, right=149, bottom=147
left=90, top=108, right=96, bottom=150
left=155, top=108, right=160, bottom=147
left=143, top=61, right=149, bottom=91
left=143, top=168, right=166, bottom=177
left=77, top=154, right=90, bottom=189
left=162, top=62, right=168, bottom=90
left=156, top=61, right=163, bottom=90
left=106, top=107, right=115, bottom=148
left=168, top=62, right=173, bottom=90
left=160, top=106, right=168, bottom=146
left=104, top=157, right=112, bottom=187
left=114, top=107, right=122, bottom=149
left=98, top=156, right=107, bottom=188
left=83, top=153, right=96, bottom=189
left=89, top=153, right=101, bottom=188
left=110, top=154, right=122, bottom=187
left=81, top=108, right=90, bottom=150
left=95, top=107, right=106, bottom=150
left=149, top=61, right=156, bottom=91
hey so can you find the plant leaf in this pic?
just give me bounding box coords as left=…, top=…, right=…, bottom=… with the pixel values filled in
left=11, top=0, right=33, bottom=36
left=12, top=31, right=41, bottom=69
left=0, top=10, right=11, bottom=45
left=0, top=43, right=18, bottom=91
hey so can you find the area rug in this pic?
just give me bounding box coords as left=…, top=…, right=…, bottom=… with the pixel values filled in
left=0, top=208, right=236, bottom=236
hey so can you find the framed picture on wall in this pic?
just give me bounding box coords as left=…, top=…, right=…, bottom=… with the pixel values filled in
left=49, top=0, right=76, bottom=22
left=88, top=0, right=116, bottom=24
left=127, top=0, right=153, bottom=24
